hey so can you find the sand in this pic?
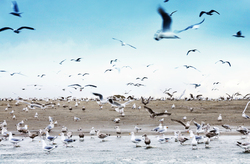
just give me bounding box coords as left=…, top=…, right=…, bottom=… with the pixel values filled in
left=1, top=99, right=250, bottom=136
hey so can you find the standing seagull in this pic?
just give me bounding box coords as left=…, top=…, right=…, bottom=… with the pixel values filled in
left=10, top=1, right=22, bottom=17
left=176, top=19, right=205, bottom=33
left=199, top=10, right=220, bottom=17
left=154, top=6, right=179, bottom=40
left=0, top=26, right=35, bottom=33
left=186, top=49, right=200, bottom=55
left=233, top=31, right=245, bottom=38
left=112, top=38, right=136, bottom=49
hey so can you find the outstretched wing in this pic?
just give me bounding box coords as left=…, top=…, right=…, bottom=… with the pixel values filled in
left=155, top=112, right=171, bottom=116
left=199, top=11, right=206, bottom=17
left=144, top=106, right=155, bottom=114
left=17, top=26, right=35, bottom=31
left=92, top=93, right=103, bottom=100
left=158, top=6, right=172, bottom=32
left=12, top=1, right=19, bottom=12
left=127, top=44, right=136, bottom=49
left=0, top=27, right=13, bottom=32
left=171, top=119, right=186, bottom=127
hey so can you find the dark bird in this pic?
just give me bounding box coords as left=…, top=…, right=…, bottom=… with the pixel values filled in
left=144, top=106, right=171, bottom=118
left=170, top=10, right=177, bottom=16
left=213, top=82, right=220, bottom=85
left=183, top=65, right=201, bottom=72
left=215, top=60, right=231, bottom=67
left=176, top=19, right=205, bottom=33
left=0, top=26, right=35, bottom=33
left=199, top=10, right=220, bottom=17
left=10, top=1, right=22, bottom=17
left=141, top=96, right=151, bottom=105
left=142, top=134, right=151, bottom=146
left=186, top=49, right=200, bottom=55
left=71, top=58, right=81, bottom=62
left=141, top=77, right=148, bottom=81
left=59, top=59, right=66, bottom=65
left=68, top=84, right=82, bottom=88
left=154, top=6, right=179, bottom=40
left=104, top=69, right=112, bottom=73
left=164, top=0, right=169, bottom=2
left=85, top=84, right=97, bottom=88
left=233, top=31, right=245, bottom=38
left=112, top=38, right=136, bottom=49
left=171, top=118, right=194, bottom=129
left=190, top=83, right=201, bottom=88
left=110, top=59, right=118, bottom=64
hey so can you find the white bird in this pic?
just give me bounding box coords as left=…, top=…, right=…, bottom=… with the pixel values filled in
left=92, top=93, right=109, bottom=109
left=112, top=38, right=136, bottom=49
left=154, top=6, right=179, bottom=40
left=158, top=126, right=168, bottom=133
left=218, top=114, right=222, bottom=121
left=90, top=127, right=96, bottom=138
left=171, top=104, right=175, bottom=109
left=113, top=118, right=121, bottom=123
left=8, top=132, right=24, bottom=146
left=74, top=116, right=81, bottom=122
left=45, top=131, right=57, bottom=144
left=134, top=126, right=142, bottom=133
left=242, top=101, right=250, bottom=119
left=130, top=132, right=141, bottom=147
left=41, top=140, right=58, bottom=153
left=176, top=19, right=205, bottom=33
left=34, top=112, right=38, bottom=119
left=60, top=133, right=76, bottom=147
left=132, top=103, right=136, bottom=109
left=115, top=126, right=122, bottom=138
left=96, top=130, right=110, bottom=141
left=191, top=135, right=198, bottom=150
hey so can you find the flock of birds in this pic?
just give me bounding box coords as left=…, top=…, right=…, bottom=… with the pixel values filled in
left=1, top=95, right=250, bottom=154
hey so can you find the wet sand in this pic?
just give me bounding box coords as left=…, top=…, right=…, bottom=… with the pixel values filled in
left=1, top=99, right=250, bottom=136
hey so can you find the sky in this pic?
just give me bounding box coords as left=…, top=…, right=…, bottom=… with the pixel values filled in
left=0, top=0, right=250, bottom=99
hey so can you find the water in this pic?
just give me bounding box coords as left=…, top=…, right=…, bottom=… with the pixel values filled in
left=1, top=135, right=250, bottom=164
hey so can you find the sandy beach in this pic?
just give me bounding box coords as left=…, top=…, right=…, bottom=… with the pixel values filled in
left=1, top=98, right=250, bottom=136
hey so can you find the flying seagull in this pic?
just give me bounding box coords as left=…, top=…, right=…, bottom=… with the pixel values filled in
left=85, top=84, right=97, bottom=88
left=199, top=10, right=220, bottom=17
left=186, top=49, right=200, bottom=55
left=233, top=31, right=245, bottom=38
left=190, top=83, right=201, bottom=88
left=110, top=59, right=118, bottom=64
left=71, top=58, right=81, bottom=62
left=144, top=106, right=171, bottom=118
left=112, top=38, right=136, bottom=49
left=0, top=26, right=35, bottom=33
left=104, top=69, right=112, bottom=73
left=59, top=59, right=66, bottom=65
left=154, top=6, right=179, bottom=40
left=176, top=19, right=205, bottom=33
left=183, top=65, right=200, bottom=72
left=10, top=1, right=22, bottom=17
left=215, top=60, right=231, bottom=67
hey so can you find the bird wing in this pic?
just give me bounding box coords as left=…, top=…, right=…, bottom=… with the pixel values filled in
left=193, top=121, right=201, bottom=129
left=155, top=112, right=171, bottom=116
left=112, top=38, right=123, bottom=43
left=194, top=18, right=205, bottom=25
left=68, top=84, right=81, bottom=88
left=171, top=119, right=186, bottom=127
left=144, top=106, right=155, bottom=114
left=210, top=10, right=220, bottom=15
left=186, top=50, right=191, bottom=55
left=158, top=7, right=172, bottom=32
left=12, top=1, right=19, bottom=12
left=225, top=61, right=231, bottom=67
left=92, top=93, right=103, bottom=100
left=17, top=26, right=35, bottom=31
left=199, top=11, right=206, bottom=17
left=85, top=84, right=97, bottom=88
left=169, top=10, right=177, bottom=16
left=0, top=27, right=13, bottom=32
left=127, top=44, right=136, bottom=49
left=108, top=99, right=121, bottom=106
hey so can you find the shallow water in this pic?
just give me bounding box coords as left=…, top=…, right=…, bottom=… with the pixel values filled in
left=0, top=135, right=250, bottom=164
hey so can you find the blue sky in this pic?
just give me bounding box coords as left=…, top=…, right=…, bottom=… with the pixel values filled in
left=0, top=0, right=249, bottom=99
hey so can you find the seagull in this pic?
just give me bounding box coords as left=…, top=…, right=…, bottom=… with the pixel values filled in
left=144, top=106, right=171, bottom=118
left=190, top=83, right=201, bottom=88
left=141, top=96, right=151, bottom=105
left=221, top=124, right=231, bottom=131
left=92, top=93, right=108, bottom=108
left=176, top=19, right=205, bottom=33
left=71, top=58, right=81, bottom=62
left=59, top=59, right=66, bottom=65
left=199, top=10, right=220, bottom=17
left=242, top=101, right=250, bottom=119
left=218, top=114, right=222, bottom=121
left=89, top=127, right=96, bottom=137
left=104, top=69, right=112, bottom=73
left=112, top=38, right=136, bottom=49
left=96, top=130, right=110, bottom=141
left=215, top=60, right=231, bottom=67
left=115, top=126, right=122, bottom=138
left=110, top=59, right=118, bottom=64
left=108, top=99, right=133, bottom=111
left=186, top=49, right=200, bottom=55
left=10, top=1, right=22, bottom=17
left=183, top=65, right=200, bottom=71
left=0, top=26, right=35, bottom=33
left=130, top=132, right=141, bottom=147
left=142, top=134, right=151, bottom=147
left=134, top=126, right=142, bottom=133
left=8, top=132, right=24, bottom=146
left=45, top=131, right=57, bottom=144
left=113, top=118, right=121, bottom=123
left=41, top=140, right=58, bottom=153
left=171, top=118, right=194, bottom=129
left=60, top=133, right=76, bottom=147
left=233, top=31, right=245, bottom=38
left=28, top=130, right=39, bottom=141
left=154, top=6, right=179, bottom=40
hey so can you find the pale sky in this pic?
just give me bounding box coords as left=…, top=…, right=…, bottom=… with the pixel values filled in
left=0, top=0, right=249, bottom=99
